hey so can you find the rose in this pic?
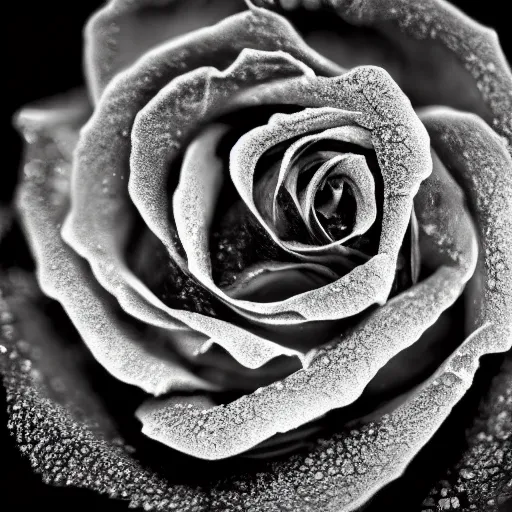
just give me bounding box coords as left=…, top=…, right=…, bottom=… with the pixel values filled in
left=2, top=0, right=511, bottom=510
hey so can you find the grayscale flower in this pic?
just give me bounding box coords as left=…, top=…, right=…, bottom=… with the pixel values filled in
left=1, top=0, right=511, bottom=510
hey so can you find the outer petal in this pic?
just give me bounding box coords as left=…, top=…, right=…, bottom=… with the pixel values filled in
left=420, top=107, right=511, bottom=335
left=422, top=355, right=512, bottom=512
left=328, top=0, right=512, bottom=143
left=14, top=95, right=213, bottom=395
left=85, top=0, right=243, bottom=102
left=257, top=0, right=511, bottom=145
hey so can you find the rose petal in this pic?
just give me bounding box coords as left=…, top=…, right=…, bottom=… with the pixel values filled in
left=14, top=97, right=213, bottom=395
left=137, top=264, right=476, bottom=458
left=171, top=104, right=387, bottom=324
left=420, top=107, right=512, bottom=335
left=85, top=0, right=243, bottom=101
left=423, top=355, right=512, bottom=511
left=321, top=0, right=512, bottom=144
left=136, top=141, right=477, bottom=458
left=260, top=0, right=512, bottom=143
left=227, top=65, right=432, bottom=322
left=173, top=123, right=229, bottom=278
left=2, top=292, right=509, bottom=511
left=274, top=126, right=373, bottom=231
left=64, top=9, right=344, bottom=370
left=135, top=60, right=432, bottom=328
left=2, top=279, right=120, bottom=439
left=223, top=261, right=338, bottom=302
left=297, top=153, right=377, bottom=244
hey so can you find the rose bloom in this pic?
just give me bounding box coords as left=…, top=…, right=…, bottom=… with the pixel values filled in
left=1, top=0, right=511, bottom=510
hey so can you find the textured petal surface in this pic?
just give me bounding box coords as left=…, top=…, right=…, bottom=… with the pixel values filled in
left=227, top=66, right=432, bottom=321
left=136, top=136, right=477, bottom=459
left=5, top=0, right=511, bottom=510
left=64, top=9, right=344, bottom=368
left=420, top=107, right=512, bottom=336
left=422, top=355, right=512, bottom=512
left=138, top=101, right=512, bottom=500
left=85, top=0, right=243, bottom=101
left=327, top=0, right=512, bottom=144
left=2, top=289, right=510, bottom=511
left=130, top=61, right=430, bottom=326
left=14, top=96, right=213, bottom=395
left=257, top=0, right=512, bottom=144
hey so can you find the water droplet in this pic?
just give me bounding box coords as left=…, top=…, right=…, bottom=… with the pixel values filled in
left=441, top=373, right=457, bottom=387
left=460, top=468, right=475, bottom=479
left=0, top=311, right=14, bottom=324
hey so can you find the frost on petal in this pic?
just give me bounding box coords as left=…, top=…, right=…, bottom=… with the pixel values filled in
left=1, top=289, right=510, bottom=511
left=227, top=66, right=431, bottom=322
left=85, top=0, right=244, bottom=102
left=14, top=97, right=213, bottom=395
left=257, top=0, right=511, bottom=145
left=136, top=144, right=477, bottom=458
left=132, top=65, right=430, bottom=326
left=420, top=107, right=512, bottom=339
left=133, top=66, right=389, bottom=325
left=320, top=0, right=512, bottom=145
left=63, top=10, right=343, bottom=370
left=423, top=355, right=512, bottom=511
left=64, top=51, right=313, bottom=371
left=205, top=108, right=511, bottom=510
left=207, top=345, right=507, bottom=512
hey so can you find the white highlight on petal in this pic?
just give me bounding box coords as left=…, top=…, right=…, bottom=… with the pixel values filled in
left=14, top=100, right=214, bottom=396
left=137, top=261, right=477, bottom=458
left=67, top=8, right=345, bottom=369
left=173, top=124, right=229, bottom=278
left=138, top=106, right=497, bottom=461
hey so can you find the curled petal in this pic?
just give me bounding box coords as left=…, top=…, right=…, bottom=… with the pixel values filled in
left=169, top=103, right=390, bottom=325
left=229, top=62, right=432, bottom=321
left=223, top=261, right=339, bottom=302
left=145, top=60, right=431, bottom=327
left=14, top=98, right=212, bottom=395
left=260, top=0, right=512, bottom=144
left=420, top=107, right=512, bottom=335
left=296, top=153, right=377, bottom=244
left=233, top=108, right=369, bottom=258
left=323, top=0, right=512, bottom=143
left=85, top=0, right=243, bottom=101
left=137, top=264, right=476, bottom=459
left=207, top=336, right=508, bottom=511
left=137, top=144, right=477, bottom=458
left=274, top=126, right=373, bottom=229
left=173, top=123, right=229, bottom=279
left=64, top=10, right=343, bottom=369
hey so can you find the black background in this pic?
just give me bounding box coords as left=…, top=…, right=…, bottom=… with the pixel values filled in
left=3, top=0, right=511, bottom=510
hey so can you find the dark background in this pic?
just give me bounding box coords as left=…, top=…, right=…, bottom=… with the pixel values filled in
left=3, top=0, right=511, bottom=510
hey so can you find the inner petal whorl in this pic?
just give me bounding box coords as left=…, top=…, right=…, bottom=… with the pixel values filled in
left=298, top=153, right=377, bottom=244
